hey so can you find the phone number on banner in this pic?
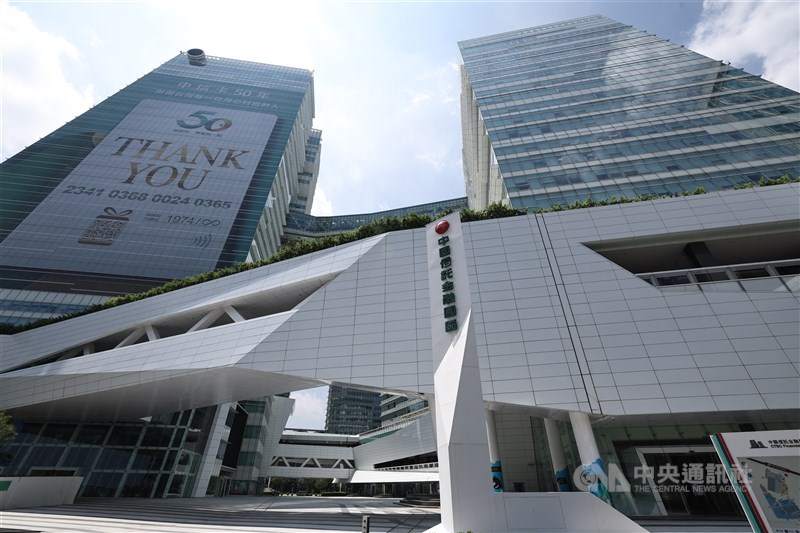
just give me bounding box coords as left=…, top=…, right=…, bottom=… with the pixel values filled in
left=62, top=187, right=232, bottom=209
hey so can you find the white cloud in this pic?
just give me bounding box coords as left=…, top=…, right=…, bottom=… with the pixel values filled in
left=409, top=92, right=433, bottom=107
left=310, top=186, right=334, bottom=216
left=415, top=149, right=448, bottom=173
left=0, top=1, right=96, bottom=160
left=403, top=62, right=460, bottom=115
left=86, top=29, right=104, bottom=48
left=690, top=0, right=799, bottom=91
left=441, top=62, right=460, bottom=105
left=148, top=1, right=321, bottom=71
left=286, top=387, right=328, bottom=430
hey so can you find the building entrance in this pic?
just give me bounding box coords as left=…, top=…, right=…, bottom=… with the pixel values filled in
left=635, top=446, right=743, bottom=518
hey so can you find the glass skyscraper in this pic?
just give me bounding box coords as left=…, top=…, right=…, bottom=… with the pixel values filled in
left=459, top=15, right=800, bottom=210
left=324, top=386, right=381, bottom=435
left=0, top=50, right=320, bottom=325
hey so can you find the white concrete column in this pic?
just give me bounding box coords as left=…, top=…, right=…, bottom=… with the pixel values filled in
left=543, top=418, right=571, bottom=492
left=190, top=403, right=233, bottom=498
left=485, top=409, right=504, bottom=492
left=485, top=409, right=500, bottom=462
left=431, top=312, right=499, bottom=530
left=426, top=213, right=503, bottom=532
left=568, top=411, right=612, bottom=504
left=568, top=411, right=600, bottom=464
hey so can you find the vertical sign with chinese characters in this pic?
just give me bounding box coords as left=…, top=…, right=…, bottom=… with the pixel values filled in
left=426, top=212, right=497, bottom=532
left=426, top=212, right=472, bottom=365
left=437, top=221, right=458, bottom=333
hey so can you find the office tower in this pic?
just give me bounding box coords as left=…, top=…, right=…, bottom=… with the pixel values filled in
left=459, top=15, right=799, bottom=210
left=0, top=49, right=317, bottom=499
left=379, top=394, right=427, bottom=426
left=324, top=386, right=381, bottom=435
left=289, top=129, right=322, bottom=215
left=226, top=396, right=294, bottom=496
left=0, top=49, right=320, bottom=326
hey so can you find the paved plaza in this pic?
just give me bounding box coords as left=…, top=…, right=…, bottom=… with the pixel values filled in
left=0, top=496, right=753, bottom=533
left=0, top=496, right=440, bottom=533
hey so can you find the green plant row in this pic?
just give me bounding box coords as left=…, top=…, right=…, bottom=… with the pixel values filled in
left=2, top=175, right=796, bottom=335
left=0, top=410, right=16, bottom=444
left=731, top=174, right=798, bottom=189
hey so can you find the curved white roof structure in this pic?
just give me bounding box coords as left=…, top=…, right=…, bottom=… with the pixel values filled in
left=2, top=185, right=798, bottom=424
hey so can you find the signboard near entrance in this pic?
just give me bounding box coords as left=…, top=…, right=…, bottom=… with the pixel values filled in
left=712, top=429, right=800, bottom=533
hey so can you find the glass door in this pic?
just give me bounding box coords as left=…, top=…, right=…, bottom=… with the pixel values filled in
left=636, top=445, right=744, bottom=517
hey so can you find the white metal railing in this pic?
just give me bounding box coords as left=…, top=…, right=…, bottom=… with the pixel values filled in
left=638, top=258, right=800, bottom=294
left=377, top=462, right=439, bottom=472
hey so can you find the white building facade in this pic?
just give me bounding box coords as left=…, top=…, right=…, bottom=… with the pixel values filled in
left=1, top=184, right=797, bottom=520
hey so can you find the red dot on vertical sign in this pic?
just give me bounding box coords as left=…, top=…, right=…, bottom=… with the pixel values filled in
left=435, top=220, right=450, bottom=234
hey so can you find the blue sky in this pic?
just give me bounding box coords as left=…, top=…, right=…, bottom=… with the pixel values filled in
left=2, top=0, right=798, bottom=428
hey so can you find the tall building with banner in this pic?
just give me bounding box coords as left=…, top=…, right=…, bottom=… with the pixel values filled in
left=0, top=49, right=321, bottom=326
left=459, top=15, right=799, bottom=210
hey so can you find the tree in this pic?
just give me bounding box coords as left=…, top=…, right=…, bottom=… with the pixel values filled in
left=0, top=411, right=16, bottom=444
left=314, top=478, right=333, bottom=493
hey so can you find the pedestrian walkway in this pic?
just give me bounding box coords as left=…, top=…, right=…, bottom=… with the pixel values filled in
left=0, top=496, right=753, bottom=532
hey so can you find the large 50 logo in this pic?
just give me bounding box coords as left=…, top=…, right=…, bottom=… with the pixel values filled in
left=177, top=111, right=233, bottom=132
